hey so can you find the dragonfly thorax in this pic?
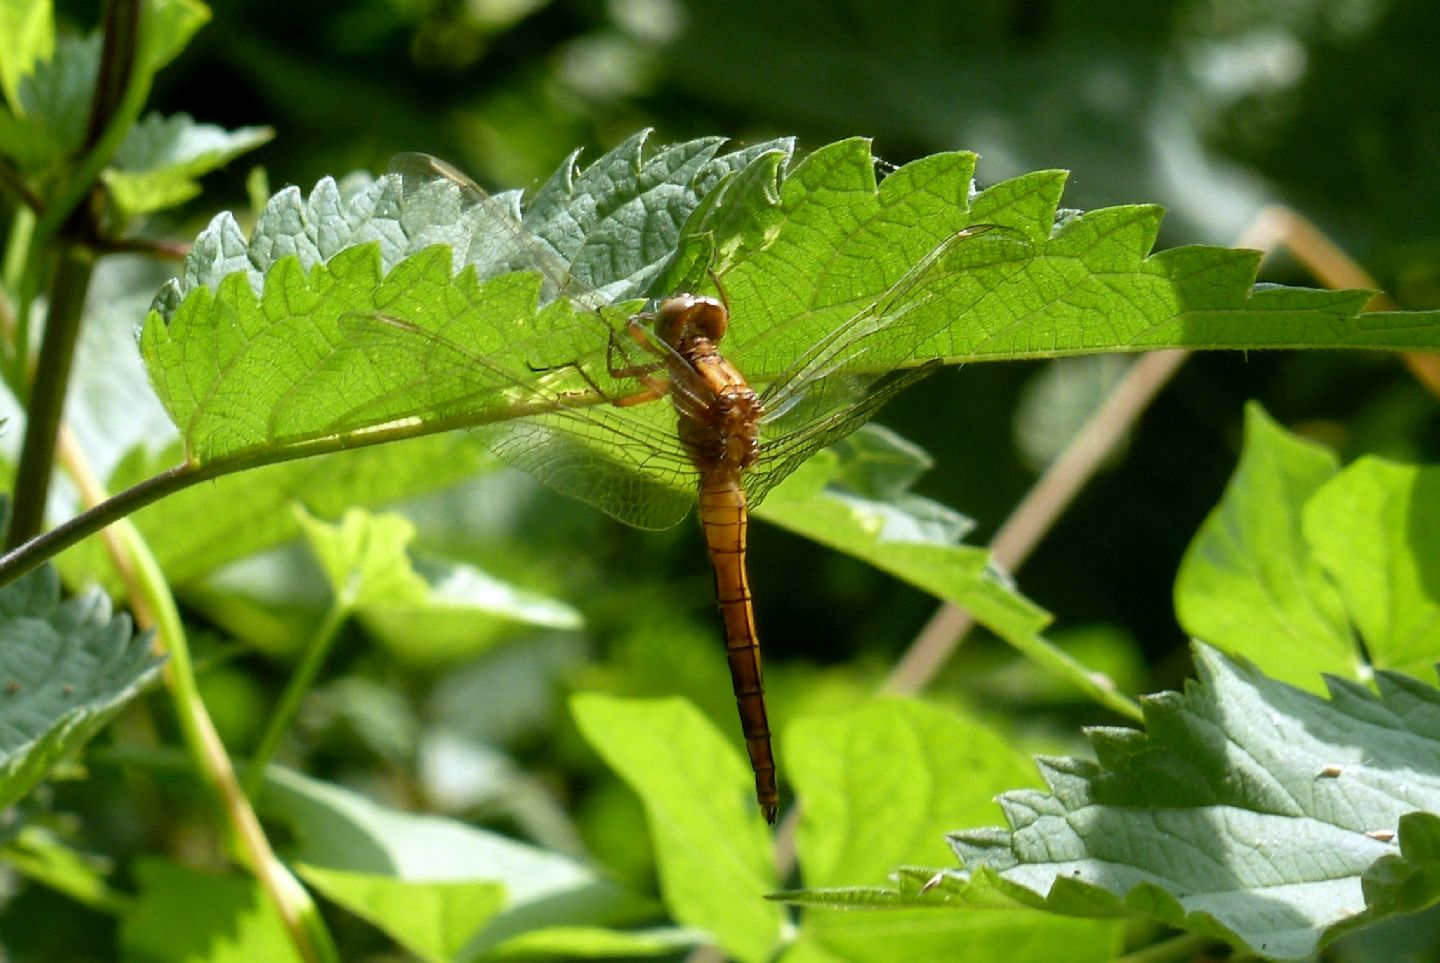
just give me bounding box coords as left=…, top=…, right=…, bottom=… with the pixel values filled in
left=655, top=293, right=728, bottom=349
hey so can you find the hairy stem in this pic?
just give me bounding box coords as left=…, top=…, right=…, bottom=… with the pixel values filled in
left=58, top=430, right=339, bottom=963
left=8, top=0, right=147, bottom=546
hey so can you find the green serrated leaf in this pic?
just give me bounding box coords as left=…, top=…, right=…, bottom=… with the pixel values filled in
left=120, top=858, right=302, bottom=962
left=1175, top=402, right=1360, bottom=690
left=102, top=111, right=272, bottom=216
left=947, top=643, right=1440, bottom=960
left=257, top=765, right=651, bottom=957
left=1304, top=458, right=1440, bottom=678
left=0, top=0, right=52, bottom=111
left=570, top=693, right=783, bottom=963
left=297, top=862, right=505, bottom=963
left=0, top=566, right=162, bottom=809
left=140, top=135, right=1439, bottom=490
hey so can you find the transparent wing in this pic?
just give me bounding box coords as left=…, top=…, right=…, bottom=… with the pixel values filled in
left=313, top=309, right=699, bottom=530
left=742, top=226, right=1031, bottom=500
left=757, top=225, right=1023, bottom=410
left=745, top=363, right=939, bottom=505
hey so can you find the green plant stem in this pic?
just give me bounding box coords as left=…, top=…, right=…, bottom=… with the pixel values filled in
left=0, top=400, right=529, bottom=587
left=8, top=0, right=150, bottom=546
left=119, top=512, right=339, bottom=963
left=243, top=602, right=351, bottom=799
left=0, top=160, right=43, bottom=212
left=7, top=244, right=95, bottom=547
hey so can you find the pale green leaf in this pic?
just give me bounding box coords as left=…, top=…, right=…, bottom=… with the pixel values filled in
left=2, top=32, right=96, bottom=167
left=0, top=566, right=162, bottom=809
left=1175, top=402, right=1360, bottom=690
left=783, top=699, right=1123, bottom=963
left=257, top=765, right=652, bottom=957
left=296, top=506, right=582, bottom=664
left=789, top=699, right=1038, bottom=887
left=570, top=693, right=783, bottom=963
left=297, top=862, right=505, bottom=963
left=102, top=111, right=273, bottom=216
left=1304, top=458, right=1440, bottom=678
left=139, top=0, right=209, bottom=73
left=0, top=0, right=52, bottom=110
left=120, top=858, right=302, bottom=962
left=58, top=433, right=497, bottom=593
left=946, top=644, right=1440, bottom=960
left=1, top=824, right=128, bottom=913
left=487, top=925, right=702, bottom=960
left=295, top=506, right=429, bottom=608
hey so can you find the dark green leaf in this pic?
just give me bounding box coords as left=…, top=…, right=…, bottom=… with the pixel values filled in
left=0, top=566, right=162, bottom=809
left=947, top=643, right=1440, bottom=960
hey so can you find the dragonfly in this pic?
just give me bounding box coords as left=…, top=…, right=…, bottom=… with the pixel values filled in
left=335, top=152, right=1013, bottom=823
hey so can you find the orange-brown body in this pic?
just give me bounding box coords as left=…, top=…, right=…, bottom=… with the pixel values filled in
left=646, top=294, right=778, bottom=823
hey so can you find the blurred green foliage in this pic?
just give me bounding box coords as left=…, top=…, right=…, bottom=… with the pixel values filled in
left=3, top=0, right=1437, bottom=959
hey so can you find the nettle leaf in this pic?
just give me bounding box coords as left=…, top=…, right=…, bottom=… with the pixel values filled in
left=141, top=134, right=1440, bottom=479
left=103, top=111, right=273, bottom=216
left=1177, top=403, right=1440, bottom=689
left=0, top=566, right=162, bottom=809
left=59, top=434, right=497, bottom=594
left=296, top=506, right=581, bottom=665
left=942, top=644, right=1440, bottom=960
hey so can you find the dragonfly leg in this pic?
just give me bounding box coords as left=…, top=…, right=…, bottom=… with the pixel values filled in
left=708, top=268, right=731, bottom=315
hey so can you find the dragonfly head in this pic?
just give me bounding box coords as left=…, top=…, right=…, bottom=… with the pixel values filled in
left=655, top=294, right=729, bottom=347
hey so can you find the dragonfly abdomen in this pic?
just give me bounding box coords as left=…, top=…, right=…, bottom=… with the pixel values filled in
left=697, top=472, right=778, bottom=824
